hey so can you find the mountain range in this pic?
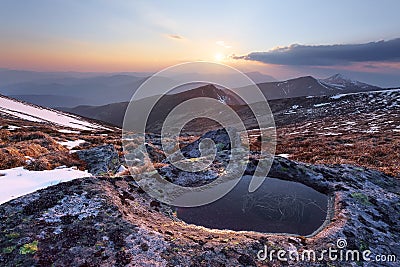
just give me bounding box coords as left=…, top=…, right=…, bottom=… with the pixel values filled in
left=0, top=69, right=276, bottom=107
left=1, top=69, right=393, bottom=130
left=3, top=68, right=383, bottom=108
left=60, top=74, right=388, bottom=128
left=237, top=74, right=381, bottom=100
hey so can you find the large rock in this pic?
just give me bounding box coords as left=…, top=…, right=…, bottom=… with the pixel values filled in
left=180, top=128, right=240, bottom=158
left=76, top=145, right=120, bottom=176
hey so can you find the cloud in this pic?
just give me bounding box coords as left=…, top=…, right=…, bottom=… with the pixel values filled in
left=363, top=64, right=380, bottom=69
left=233, top=38, right=400, bottom=66
left=167, top=34, right=184, bottom=40
left=216, top=41, right=231, bottom=48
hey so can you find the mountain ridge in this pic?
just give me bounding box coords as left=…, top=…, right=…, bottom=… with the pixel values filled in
left=1, top=69, right=391, bottom=107
left=236, top=73, right=384, bottom=100
left=319, top=73, right=381, bottom=92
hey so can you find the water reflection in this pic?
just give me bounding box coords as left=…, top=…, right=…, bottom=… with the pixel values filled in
left=176, top=176, right=328, bottom=235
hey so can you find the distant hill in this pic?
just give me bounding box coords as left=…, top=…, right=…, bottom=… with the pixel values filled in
left=9, top=95, right=89, bottom=108
left=236, top=74, right=382, bottom=100
left=245, top=71, right=277, bottom=83
left=0, top=69, right=175, bottom=107
left=60, top=84, right=245, bottom=128
left=1, top=68, right=386, bottom=108
left=0, top=75, right=147, bottom=106
left=60, top=102, right=129, bottom=128
left=60, top=80, right=394, bottom=130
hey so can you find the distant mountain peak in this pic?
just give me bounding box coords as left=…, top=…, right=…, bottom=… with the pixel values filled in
left=244, top=71, right=277, bottom=83
left=320, top=74, right=381, bottom=91
left=330, top=73, right=346, bottom=79
left=325, top=73, right=352, bottom=82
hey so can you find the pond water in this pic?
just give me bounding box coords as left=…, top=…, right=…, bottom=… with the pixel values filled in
left=176, top=176, right=329, bottom=236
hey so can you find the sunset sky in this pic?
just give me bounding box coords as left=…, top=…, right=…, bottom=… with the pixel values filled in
left=1, top=0, right=399, bottom=86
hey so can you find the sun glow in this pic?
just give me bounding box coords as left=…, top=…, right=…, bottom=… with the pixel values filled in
left=214, top=53, right=224, bottom=62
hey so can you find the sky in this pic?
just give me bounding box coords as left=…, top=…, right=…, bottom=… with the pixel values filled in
left=0, top=0, right=399, bottom=86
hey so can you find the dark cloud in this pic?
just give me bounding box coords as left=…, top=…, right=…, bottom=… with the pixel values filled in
left=233, top=38, right=400, bottom=66
left=363, top=64, right=380, bottom=69
left=167, top=34, right=184, bottom=40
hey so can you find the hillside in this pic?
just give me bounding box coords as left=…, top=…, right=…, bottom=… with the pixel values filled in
left=0, top=94, right=112, bottom=131
left=0, top=87, right=399, bottom=266
left=237, top=74, right=382, bottom=100
left=0, top=131, right=399, bottom=266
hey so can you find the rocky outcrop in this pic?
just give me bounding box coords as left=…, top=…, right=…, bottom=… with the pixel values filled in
left=180, top=128, right=238, bottom=158
left=1, top=126, right=399, bottom=266
left=0, top=154, right=399, bottom=266
left=76, top=145, right=120, bottom=176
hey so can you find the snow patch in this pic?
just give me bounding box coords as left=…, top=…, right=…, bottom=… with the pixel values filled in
left=58, top=129, right=81, bottom=134
left=320, top=132, right=342, bottom=136
left=58, top=140, right=86, bottom=150
left=115, top=165, right=128, bottom=176
left=330, top=94, right=347, bottom=99
left=314, top=102, right=331, bottom=107
left=0, top=167, right=91, bottom=204
left=277, top=154, right=290, bottom=159
left=2, top=125, right=21, bottom=131
left=0, top=95, right=111, bottom=131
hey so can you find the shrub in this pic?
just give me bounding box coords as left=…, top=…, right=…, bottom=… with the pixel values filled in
left=350, top=192, right=371, bottom=206
left=9, top=131, right=49, bottom=142
left=0, top=147, right=26, bottom=169
left=19, top=240, right=39, bottom=255
left=2, top=246, right=16, bottom=254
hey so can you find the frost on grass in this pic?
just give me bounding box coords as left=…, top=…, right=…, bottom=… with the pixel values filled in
left=39, top=193, right=102, bottom=223
left=124, top=228, right=169, bottom=267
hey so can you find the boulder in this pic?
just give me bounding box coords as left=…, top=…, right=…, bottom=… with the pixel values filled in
left=76, top=145, right=120, bottom=176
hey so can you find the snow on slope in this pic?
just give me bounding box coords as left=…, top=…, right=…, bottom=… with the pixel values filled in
left=319, top=74, right=380, bottom=91
left=57, top=139, right=86, bottom=149
left=0, top=166, right=91, bottom=204
left=0, top=95, right=112, bottom=131
left=330, top=88, right=400, bottom=100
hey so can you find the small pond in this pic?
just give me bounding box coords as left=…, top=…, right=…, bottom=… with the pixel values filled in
left=176, top=176, right=329, bottom=236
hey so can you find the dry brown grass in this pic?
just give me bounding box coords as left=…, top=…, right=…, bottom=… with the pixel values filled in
left=273, top=118, right=400, bottom=178
left=25, top=152, right=87, bottom=171
left=0, top=129, right=87, bottom=171
left=0, top=147, right=26, bottom=169
left=0, top=117, right=121, bottom=173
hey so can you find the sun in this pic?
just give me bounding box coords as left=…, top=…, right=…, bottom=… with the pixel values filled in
left=214, top=53, right=224, bottom=62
